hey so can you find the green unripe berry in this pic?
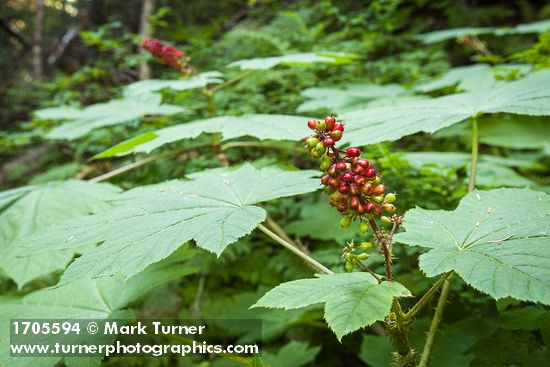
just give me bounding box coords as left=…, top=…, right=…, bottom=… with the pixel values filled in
left=316, top=121, right=327, bottom=131
left=340, top=216, right=352, bottom=229
left=360, top=241, right=373, bottom=250
left=330, top=191, right=340, bottom=201
left=385, top=193, right=397, bottom=203
left=310, top=149, right=322, bottom=158
left=345, top=253, right=354, bottom=262
left=373, top=195, right=384, bottom=203
left=306, top=137, right=319, bottom=148
left=345, top=261, right=354, bottom=272
left=315, top=142, right=327, bottom=155
left=320, top=156, right=333, bottom=170
left=359, top=221, right=369, bottom=234
left=357, top=253, right=369, bottom=260
left=381, top=216, right=392, bottom=224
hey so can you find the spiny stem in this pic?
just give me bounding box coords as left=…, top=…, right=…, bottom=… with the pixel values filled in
left=257, top=223, right=333, bottom=275
left=419, top=115, right=478, bottom=365
left=418, top=273, right=454, bottom=367
left=404, top=271, right=452, bottom=320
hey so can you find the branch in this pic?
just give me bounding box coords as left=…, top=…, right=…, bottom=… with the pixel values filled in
left=418, top=273, right=454, bottom=367
left=404, top=271, right=452, bottom=320
left=257, top=223, right=333, bottom=275
left=0, top=18, right=30, bottom=47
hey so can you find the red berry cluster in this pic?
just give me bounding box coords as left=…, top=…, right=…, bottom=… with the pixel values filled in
left=304, top=115, right=397, bottom=227
left=141, top=38, right=194, bottom=74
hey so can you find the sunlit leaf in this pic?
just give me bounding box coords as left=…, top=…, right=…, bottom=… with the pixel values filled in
left=395, top=188, right=550, bottom=304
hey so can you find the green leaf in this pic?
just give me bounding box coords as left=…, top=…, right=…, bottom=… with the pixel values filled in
left=0, top=248, right=197, bottom=367
left=253, top=273, right=410, bottom=340
left=0, top=180, right=120, bottom=288
left=418, top=19, right=550, bottom=43
left=341, top=70, right=550, bottom=146
left=401, top=152, right=535, bottom=188
left=34, top=106, right=82, bottom=120
left=19, top=165, right=320, bottom=284
left=46, top=94, right=184, bottom=140
left=297, top=84, right=410, bottom=113
left=95, top=114, right=310, bottom=158
left=394, top=188, right=550, bottom=304
left=228, top=52, right=358, bottom=70
left=262, top=341, right=321, bottom=367
left=498, top=306, right=550, bottom=331
left=414, top=64, right=531, bottom=93
left=122, top=72, right=223, bottom=96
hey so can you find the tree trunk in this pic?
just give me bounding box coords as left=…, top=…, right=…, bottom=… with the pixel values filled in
left=32, top=0, right=44, bottom=79
left=138, top=0, right=155, bottom=80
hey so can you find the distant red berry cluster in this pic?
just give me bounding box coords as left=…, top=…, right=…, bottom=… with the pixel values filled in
left=304, top=115, right=396, bottom=228
left=141, top=38, right=194, bottom=74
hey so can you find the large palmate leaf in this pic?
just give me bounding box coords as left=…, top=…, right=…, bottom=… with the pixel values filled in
left=401, top=152, right=535, bottom=188
left=0, top=248, right=198, bottom=367
left=414, top=64, right=531, bottom=93
left=297, top=84, right=411, bottom=112
left=394, top=188, right=550, bottom=304
left=228, top=52, right=358, bottom=70
left=0, top=180, right=120, bottom=288
left=46, top=93, right=184, bottom=140
left=95, top=114, right=310, bottom=158
left=19, top=165, right=320, bottom=284
left=418, top=19, right=550, bottom=43
left=253, top=273, right=410, bottom=340
left=341, top=70, right=550, bottom=146
left=122, top=71, right=223, bottom=96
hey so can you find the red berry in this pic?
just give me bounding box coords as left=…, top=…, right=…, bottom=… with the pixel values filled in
left=349, top=196, right=360, bottom=209
left=328, top=164, right=338, bottom=177
left=321, top=174, right=330, bottom=185
left=350, top=183, right=360, bottom=195
left=325, top=115, right=336, bottom=130
left=356, top=203, right=366, bottom=215
left=338, top=183, right=349, bottom=193
left=323, top=137, right=335, bottom=146
left=354, top=176, right=365, bottom=186
left=364, top=168, right=377, bottom=177
left=346, top=148, right=361, bottom=157
left=357, top=159, right=371, bottom=168
left=365, top=202, right=376, bottom=212
left=336, top=162, right=347, bottom=171
left=352, top=165, right=363, bottom=175
left=372, top=184, right=386, bottom=195
left=332, top=122, right=345, bottom=132
left=329, top=177, right=340, bottom=187
left=342, top=172, right=354, bottom=182
left=307, top=120, right=317, bottom=130
left=360, top=183, right=373, bottom=195
left=337, top=202, right=348, bottom=212
left=329, top=198, right=337, bottom=207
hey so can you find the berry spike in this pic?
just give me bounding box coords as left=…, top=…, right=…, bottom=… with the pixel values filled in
left=303, top=114, right=397, bottom=226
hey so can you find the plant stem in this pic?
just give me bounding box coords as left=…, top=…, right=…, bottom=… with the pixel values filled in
left=210, top=70, right=254, bottom=93
left=404, top=271, right=452, bottom=320
left=257, top=223, right=333, bottom=275
left=418, top=273, right=454, bottom=367
left=88, top=143, right=211, bottom=183
left=418, top=116, right=479, bottom=365
left=468, top=115, right=479, bottom=192
left=354, top=259, right=382, bottom=283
